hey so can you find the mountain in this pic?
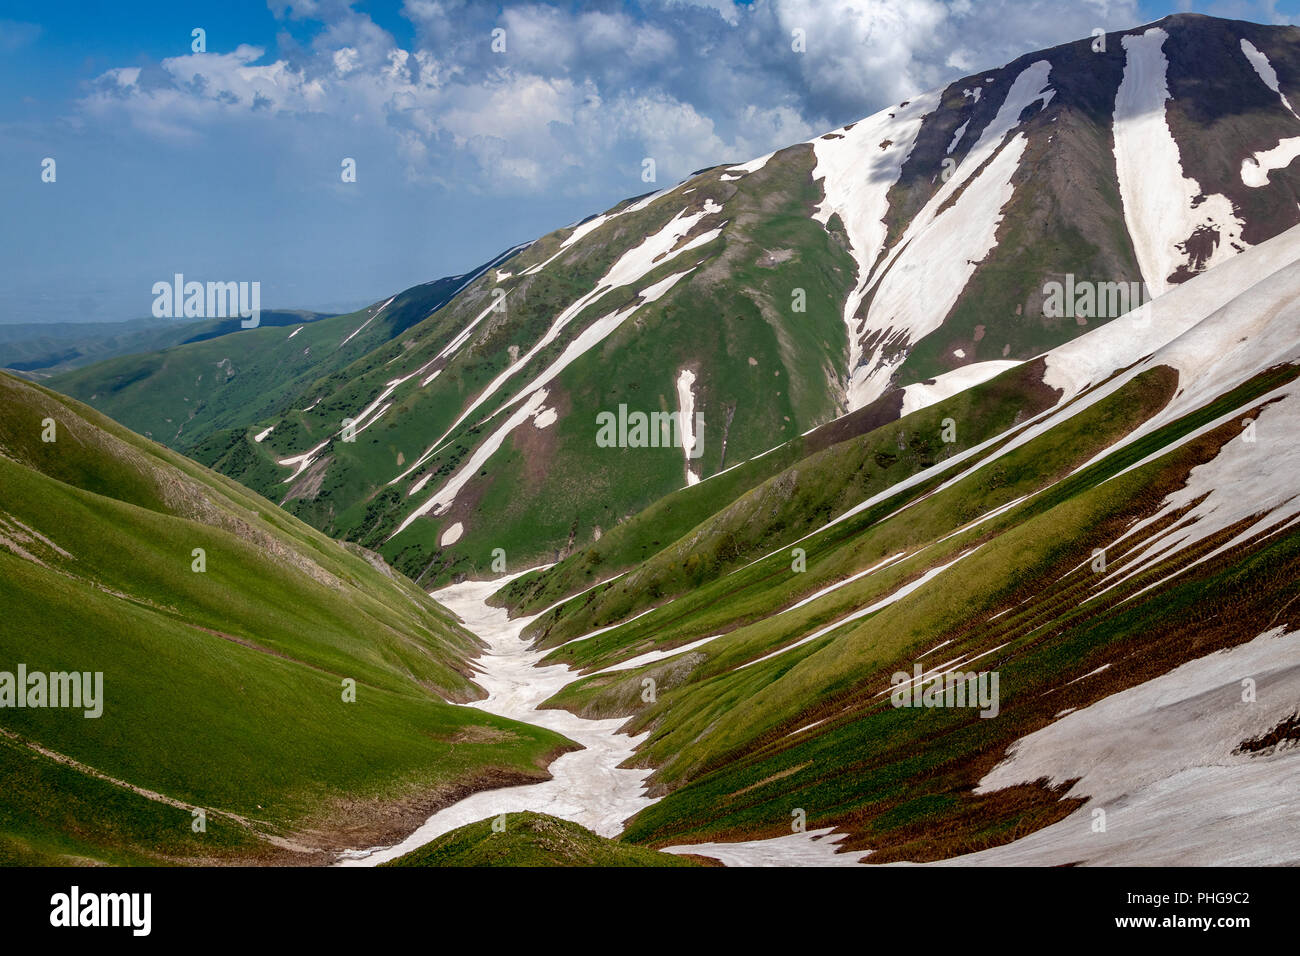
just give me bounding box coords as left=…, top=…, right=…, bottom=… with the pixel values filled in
left=492, top=218, right=1300, bottom=864
left=0, top=310, right=333, bottom=377
left=0, top=371, right=571, bottom=865
left=48, top=246, right=521, bottom=452
left=24, top=13, right=1300, bottom=867
left=49, top=15, right=1300, bottom=594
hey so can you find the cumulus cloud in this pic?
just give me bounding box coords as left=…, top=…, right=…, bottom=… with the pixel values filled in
left=75, top=0, right=1144, bottom=194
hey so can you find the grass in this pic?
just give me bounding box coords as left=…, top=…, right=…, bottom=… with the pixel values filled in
left=518, top=359, right=1059, bottom=650
left=0, top=371, right=574, bottom=865
left=382, top=812, right=704, bottom=867
left=509, top=359, right=1299, bottom=860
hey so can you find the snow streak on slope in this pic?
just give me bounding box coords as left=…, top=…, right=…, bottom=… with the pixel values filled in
left=843, top=61, right=1055, bottom=410
left=736, top=548, right=979, bottom=670
left=676, top=368, right=700, bottom=486
left=277, top=440, right=330, bottom=481
left=275, top=249, right=533, bottom=485
left=720, top=151, right=775, bottom=180
left=340, top=296, right=394, bottom=348
left=664, top=828, right=864, bottom=866
left=590, top=633, right=720, bottom=675
left=484, top=269, right=694, bottom=426
left=1241, top=38, right=1300, bottom=116
left=432, top=294, right=508, bottom=367
left=1042, top=223, right=1300, bottom=400
left=1239, top=39, right=1300, bottom=187
left=779, top=552, right=908, bottom=616
left=391, top=270, right=695, bottom=537
left=406, top=205, right=721, bottom=471
left=809, top=91, right=939, bottom=408
left=393, top=389, right=550, bottom=536
left=1114, top=28, right=1247, bottom=296
left=947, top=120, right=969, bottom=153
left=520, top=209, right=630, bottom=277
left=378, top=294, right=516, bottom=485
left=901, top=226, right=1300, bottom=546
left=900, top=360, right=1021, bottom=415
left=1090, top=388, right=1300, bottom=600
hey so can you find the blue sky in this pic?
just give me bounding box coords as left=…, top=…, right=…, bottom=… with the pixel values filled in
left=2, top=0, right=1298, bottom=324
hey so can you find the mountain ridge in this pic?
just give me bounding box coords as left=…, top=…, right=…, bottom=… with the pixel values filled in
left=48, top=13, right=1299, bottom=590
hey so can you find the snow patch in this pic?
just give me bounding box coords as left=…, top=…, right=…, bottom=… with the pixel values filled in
left=899, top=361, right=1021, bottom=416
left=277, top=441, right=329, bottom=481
left=1242, top=138, right=1300, bottom=187
left=1240, top=39, right=1300, bottom=118
left=337, top=572, right=658, bottom=865
left=929, top=628, right=1300, bottom=866
left=947, top=119, right=969, bottom=154
left=843, top=61, right=1054, bottom=410
left=809, top=91, right=941, bottom=412
left=664, top=827, right=863, bottom=867
left=719, top=151, right=775, bottom=181
left=676, top=368, right=700, bottom=486
left=1113, top=28, right=1247, bottom=296
left=591, top=633, right=719, bottom=675
left=391, top=389, right=551, bottom=536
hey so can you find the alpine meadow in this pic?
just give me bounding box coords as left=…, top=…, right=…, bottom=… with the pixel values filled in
left=2, top=2, right=1298, bottom=931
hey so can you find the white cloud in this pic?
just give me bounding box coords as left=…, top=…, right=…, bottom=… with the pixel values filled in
left=75, top=0, right=1145, bottom=193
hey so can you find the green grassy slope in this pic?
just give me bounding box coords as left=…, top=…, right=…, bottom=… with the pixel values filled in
left=511, top=360, right=1058, bottom=646
left=0, top=310, right=333, bottom=377
left=0, top=371, right=572, bottom=866
left=47, top=260, right=510, bottom=452
left=382, top=812, right=704, bottom=867
left=505, top=354, right=1300, bottom=860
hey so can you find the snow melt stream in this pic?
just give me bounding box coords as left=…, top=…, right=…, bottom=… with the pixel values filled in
left=336, top=571, right=864, bottom=867
left=337, top=572, right=657, bottom=866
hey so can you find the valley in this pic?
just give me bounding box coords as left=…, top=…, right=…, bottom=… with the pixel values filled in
left=4, top=11, right=1299, bottom=870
